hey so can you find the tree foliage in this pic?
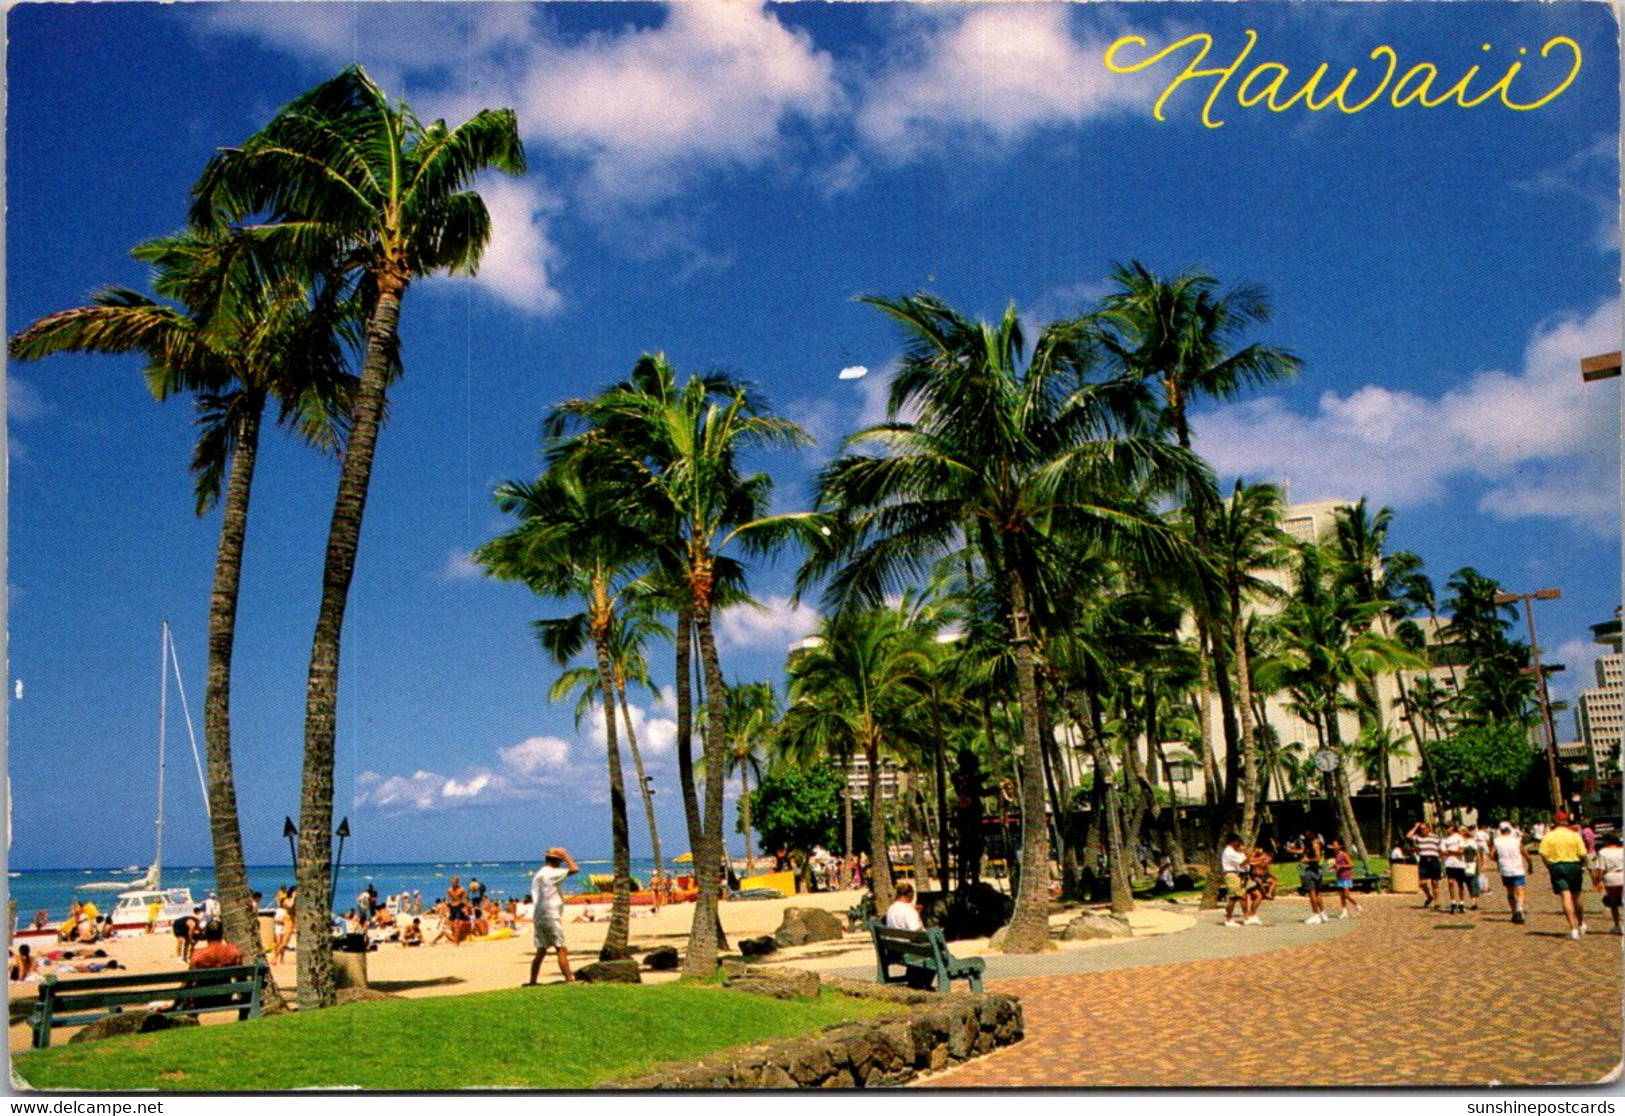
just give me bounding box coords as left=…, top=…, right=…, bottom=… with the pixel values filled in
left=1427, top=722, right=1541, bottom=814
left=748, top=764, right=867, bottom=857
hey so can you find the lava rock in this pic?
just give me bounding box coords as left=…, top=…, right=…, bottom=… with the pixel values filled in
left=1060, top=911, right=1133, bottom=940
left=773, top=906, right=845, bottom=947
left=644, top=945, right=680, bottom=971
left=69, top=1010, right=199, bottom=1044
left=576, top=959, right=643, bottom=983
left=724, top=967, right=820, bottom=999
left=739, top=934, right=779, bottom=957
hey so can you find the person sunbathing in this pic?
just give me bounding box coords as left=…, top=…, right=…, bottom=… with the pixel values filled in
left=401, top=919, right=423, bottom=946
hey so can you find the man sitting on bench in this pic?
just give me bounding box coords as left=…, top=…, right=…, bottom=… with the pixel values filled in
left=884, top=882, right=935, bottom=990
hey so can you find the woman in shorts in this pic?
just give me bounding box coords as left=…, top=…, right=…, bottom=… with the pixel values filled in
left=1329, top=839, right=1361, bottom=918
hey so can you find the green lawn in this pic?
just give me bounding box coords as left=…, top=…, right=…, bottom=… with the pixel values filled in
left=13, top=983, right=896, bottom=1091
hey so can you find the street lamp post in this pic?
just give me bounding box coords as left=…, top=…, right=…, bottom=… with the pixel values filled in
left=281, top=816, right=352, bottom=915
left=1495, top=588, right=1564, bottom=813
left=282, top=817, right=298, bottom=875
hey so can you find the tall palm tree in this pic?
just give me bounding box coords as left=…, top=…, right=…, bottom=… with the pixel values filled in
left=10, top=229, right=355, bottom=979
left=476, top=466, right=647, bottom=959
left=803, top=292, right=1201, bottom=951
left=191, top=66, right=524, bottom=1008
left=722, top=681, right=778, bottom=875
left=1207, top=480, right=1292, bottom=842
left=544, top=599, right=671, bottom=882
left=549, top=355, right=761, bottom=887
left=552, top=373, right=815, bottom=976
left=1259, top=544, right=1424, bottom=860
left=780, top=610, right=934, bottom=911
left=1096, top=263, right=1300, bottom=866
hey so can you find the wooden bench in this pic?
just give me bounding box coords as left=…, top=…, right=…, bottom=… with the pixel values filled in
left=865, top=920, right=985, bottom=994
left=29, top=961, right=270, bottom=1048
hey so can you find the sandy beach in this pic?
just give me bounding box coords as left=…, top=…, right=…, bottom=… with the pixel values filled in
left=8, top=888, right=1193, bottom=1051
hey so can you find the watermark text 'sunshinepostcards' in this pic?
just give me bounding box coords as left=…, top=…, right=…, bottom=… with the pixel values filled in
left=1467, top=1105, right=1616, bottom=1115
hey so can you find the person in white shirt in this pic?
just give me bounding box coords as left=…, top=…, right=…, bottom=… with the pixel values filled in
left=1591, top=832, right=1624, bottom=934
left=1440, top=826, right=1469, bottom=915
left=884, top=881, right=925, bottom=931
left=527, top=846, right=579, bottom=985
left=1493, top=822, right=1529, bottom=924
left=1221, top=835, right=1259, bottom=927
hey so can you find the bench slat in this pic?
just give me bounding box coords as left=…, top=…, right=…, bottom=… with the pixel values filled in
left=866, top=920, right=985, bottom=994
left=30, top=962, right=269, bottom=1049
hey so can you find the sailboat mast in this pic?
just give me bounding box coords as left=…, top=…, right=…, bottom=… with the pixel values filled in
left=155, top=620, right=168, bottom=890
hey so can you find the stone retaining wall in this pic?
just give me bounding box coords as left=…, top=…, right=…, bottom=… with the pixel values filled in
left=607, top=973, right=1023, bottom=1089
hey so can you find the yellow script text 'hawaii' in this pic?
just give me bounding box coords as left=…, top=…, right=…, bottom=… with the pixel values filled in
left=1104, top=31, right=1582, bottom=128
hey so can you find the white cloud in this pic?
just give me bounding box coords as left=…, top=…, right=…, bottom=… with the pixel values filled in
left=7, top=376, right=48, bottom=421
left=586, top=698, right=678, bottom=758
left=354, top=693, right=686, bottom=815
left=439, top=549, right=484, bottom=583
left=718, top=594, right=820, bottom=651
left=1194, top=300, right=1622, bottom=532
left=498, top=735, right=572, bottom=776
left=856, top=7, right=1145, bottom=159
left=508, top=4, right=839, bottom=202
left=353, top=767, right=525, bottom=813
left=437, top=176, right=566, bottom=315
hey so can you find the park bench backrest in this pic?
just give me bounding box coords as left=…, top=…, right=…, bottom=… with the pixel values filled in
left=30, top=961, right=268, bottom=1048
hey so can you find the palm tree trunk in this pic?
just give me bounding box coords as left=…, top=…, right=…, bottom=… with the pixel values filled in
left=296, top=277, right=403, bottom=1010
left=842, top=767, right=854, bottom=864
left=203, top=401, right=280, bottom=1002
left=930, top=696, right=952, bottom=894
left=1233, top=600, right=1262, bottom=845
left=674, top=606, right=704, bottom=862
left=1152, top=738, right=1190, bottom=877
left=1195, top=676, right=1226, bottom=911
left=1324, top=705, right=1368, bottom=861
left=682, top=588, right=730, bottom=978
left=1035, top=677, right=1077, bottom=898
left=865, top=736, right=895, bottom=910
left=1075, top=686, right=1135, bottom=914
left=905, top=771, right=926, bottom=895
left=1001, top=566, right=1053, bottom=953
left=740, top=762, right=755, bottom=877
left=593, top=618, right=633, bottom=959
left=615, top=679, right=664, bottom=882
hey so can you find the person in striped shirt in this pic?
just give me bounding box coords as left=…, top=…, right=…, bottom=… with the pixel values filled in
left=1408, top=821, right=1443, bottom=909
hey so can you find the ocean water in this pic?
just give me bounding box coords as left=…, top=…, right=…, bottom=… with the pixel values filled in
left=6, top=858, right=680, bottom=924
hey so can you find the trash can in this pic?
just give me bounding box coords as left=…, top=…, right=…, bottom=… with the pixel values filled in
left=333, top=932, right=369, bottom=990
left=1389, top=862, right=1419, bottom=894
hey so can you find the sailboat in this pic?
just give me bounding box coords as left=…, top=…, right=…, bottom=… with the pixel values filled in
left=19, top=622, right=209, bottom=939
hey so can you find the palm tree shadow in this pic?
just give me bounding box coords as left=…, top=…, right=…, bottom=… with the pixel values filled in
left=368, top=976, right=466, bottom=992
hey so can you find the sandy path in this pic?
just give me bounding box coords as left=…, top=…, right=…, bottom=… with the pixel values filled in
left=8, top=889, right=1193, bottom=1052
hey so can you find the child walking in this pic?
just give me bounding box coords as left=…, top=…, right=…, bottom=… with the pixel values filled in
left=1330, top=839, right=1362, bottom=918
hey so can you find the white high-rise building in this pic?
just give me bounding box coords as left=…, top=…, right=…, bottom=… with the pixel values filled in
left=1578, top=613, right=1623, bottom=776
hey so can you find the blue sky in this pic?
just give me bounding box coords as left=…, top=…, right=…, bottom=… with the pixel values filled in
left=6, top=2, right=1619, bottom=869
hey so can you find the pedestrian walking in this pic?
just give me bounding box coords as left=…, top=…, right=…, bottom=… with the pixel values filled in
left=527, top=846, right=579, bottom=984
left=1591, top=831, right=1623, bottom=935
left=1329, top=839, right=1361, bottom=918
left=1290, top=829, right=1328, bottom=924
left=1409, top=821, right=1443, bottom=908
left=1494, top=821, right=1530, bottom=924
left=1538, top=811, right=1589, bottom=940
left=1221, top=835, right=1253, bottom=927
left=1441, top=825, right=1470, bottom=915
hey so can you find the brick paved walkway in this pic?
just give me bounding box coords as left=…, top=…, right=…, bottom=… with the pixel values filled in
left=928, top=895, right=1623, bottom=1087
